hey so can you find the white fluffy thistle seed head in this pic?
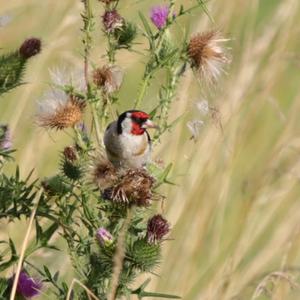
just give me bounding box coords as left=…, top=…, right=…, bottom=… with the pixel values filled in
left=188, top=30, right=230, bottom=84
left=36, top=89, right=85, bottom=130
left=49, top=66, right=87, bottom=92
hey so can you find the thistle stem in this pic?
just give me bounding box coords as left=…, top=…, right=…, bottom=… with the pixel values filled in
left=91, top=103, right=103, bottom=147
left=83, top=0, right=92, bottom=88
left=82, top=0, right=102, bottom=147
left=134, top=73, right=151, bottom=108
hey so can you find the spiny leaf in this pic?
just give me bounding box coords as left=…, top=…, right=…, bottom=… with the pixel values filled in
left=0, top=239, right=18, bottom=272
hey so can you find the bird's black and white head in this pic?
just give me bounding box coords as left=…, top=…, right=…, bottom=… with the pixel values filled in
left=117, top=110, right=157, bottom=135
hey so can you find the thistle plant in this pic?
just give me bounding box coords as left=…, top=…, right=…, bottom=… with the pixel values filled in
left=0, top=0, right=230, bottom=299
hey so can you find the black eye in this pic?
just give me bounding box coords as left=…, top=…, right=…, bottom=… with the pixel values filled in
left=132, top=117, right=146, bottom=124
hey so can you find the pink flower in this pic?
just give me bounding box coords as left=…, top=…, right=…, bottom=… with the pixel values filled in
left=11, top=271, right=42, bottom=298
left=146, top=214, right=170, bottom=244
left=150, top=5, right=169, bottom=29
left=96, top=227, right=113, bottom=246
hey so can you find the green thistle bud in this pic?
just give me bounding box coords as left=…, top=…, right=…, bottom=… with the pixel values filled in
left=113, top=21, right=137, bottom=48
left=128, top=239, right=161, bottom=271
left=62, top=159, right=82, bottom=181
left=0, top=37, right=41, bottom=95
left=61, top=146, right=83, bottom=181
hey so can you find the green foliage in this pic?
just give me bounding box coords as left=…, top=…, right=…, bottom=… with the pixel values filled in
left=0, top=168, right=37, bottom=220
left=0, top=277, right=9, bottom=300
left=41, top=175, right=71, bottom=197
left=0, top=148, right=14, bottom=168
left=132, top=278, right=181, bottom=299
left=0, top=239, right=18, bottom=272
left=0, top=51, right=26, bottom=95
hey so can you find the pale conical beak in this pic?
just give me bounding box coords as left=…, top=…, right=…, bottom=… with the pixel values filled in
left=143, top=119, right=159, bottom=129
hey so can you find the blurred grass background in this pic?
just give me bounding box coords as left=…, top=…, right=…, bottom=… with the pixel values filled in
left=1, top=0, right=300, bottom=299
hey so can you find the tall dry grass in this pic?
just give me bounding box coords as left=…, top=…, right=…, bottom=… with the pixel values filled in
left=1, top=0, right=300, bottom=299
left=153, top=0, right=300, bottom=299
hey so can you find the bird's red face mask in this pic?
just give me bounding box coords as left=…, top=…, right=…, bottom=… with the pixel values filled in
left=130, top=111, right=158, bottom=135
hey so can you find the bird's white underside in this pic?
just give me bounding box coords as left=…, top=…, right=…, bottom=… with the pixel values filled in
left=104, top=121, right=151, bottom=169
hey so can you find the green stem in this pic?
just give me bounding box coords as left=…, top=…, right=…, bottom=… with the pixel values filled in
left=82, top=0, right=103, bottom=147
left=91, top=102, right=103, bottom=147
left=83, top=0, right=92, bottom=88
left=107, top=34, right=116, bottom=63
left=134, top=73, right=152, bottom=108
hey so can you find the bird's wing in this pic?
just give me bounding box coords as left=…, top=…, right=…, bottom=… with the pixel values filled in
left=104, top=121, right=123, bottom=160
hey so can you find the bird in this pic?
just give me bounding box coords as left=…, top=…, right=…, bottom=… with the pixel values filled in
left=104, top=110, right=158, bottom=169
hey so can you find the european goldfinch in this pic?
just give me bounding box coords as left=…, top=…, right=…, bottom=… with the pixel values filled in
left=104, top=110, right=157, bottom=169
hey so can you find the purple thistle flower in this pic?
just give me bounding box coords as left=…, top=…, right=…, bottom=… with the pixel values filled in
left=0, top=125, right=12, bottom=150
left=19, top=37, right=41, bottom=59
left=77, top=122, right=87, bottom=134
left=102, top=10, right=123, bottom=33
left=96, top=227, right=113, bottom=246
left=12, top=271, right=42, bottom=298
left=150, top=5, right=169, bottom=29
left=146, top=214, right=170, bottom=244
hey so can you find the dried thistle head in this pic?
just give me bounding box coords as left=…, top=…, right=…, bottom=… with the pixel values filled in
left=92, top=156, right=118, bottom=189
left=19, top=37, right=41, bottom=59
left=37, top=90, right=85, bottom=130
left=146, top=214, right=170, bottom=244
left=102, top=9, right=124, bottom=33
left=188, top=30, right=230, bottom=84
left=92, top=65, right=123, bottom=94
left=63, top=146, right=78, bottom=162
left=103, top=169, right=155, bottom=206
